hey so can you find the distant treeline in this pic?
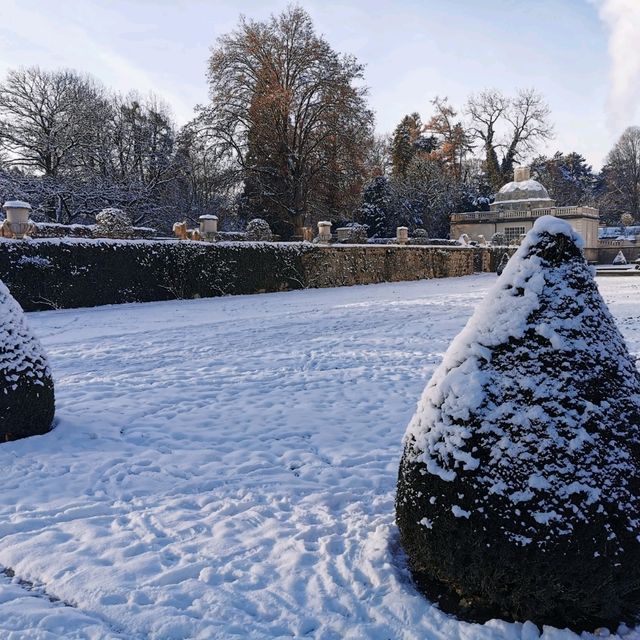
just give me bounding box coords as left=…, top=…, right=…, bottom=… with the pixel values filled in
left=0, top=6, right=637, bottom=236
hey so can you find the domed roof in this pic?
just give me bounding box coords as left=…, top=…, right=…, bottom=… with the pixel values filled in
left=491, top=166, right=555, bottom=210
left=494, top=178, right=551, bottom=203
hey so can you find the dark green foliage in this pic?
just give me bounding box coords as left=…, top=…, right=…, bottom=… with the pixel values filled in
left=396, top=219, right=640, bottom=630
left=496, top=252, right=509, bottom=275
left=530, top=152, right=595, bottom=207
left=0, top=240, right=308, bottom=311
left=360, top=176, right=393, bottom=237
left=0, top=239, right=499, bottom=311
left=391, top=113, right=422, bottom=178
left=0, top=281, right=54, bottom=441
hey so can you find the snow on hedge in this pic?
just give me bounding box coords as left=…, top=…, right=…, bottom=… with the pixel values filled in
left=397, top=215, right=640, bottom=628
left=0, top=279, right=54, bottom=439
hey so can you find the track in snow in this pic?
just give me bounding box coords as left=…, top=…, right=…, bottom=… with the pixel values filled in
left=1, top=275, right=639, bottom=639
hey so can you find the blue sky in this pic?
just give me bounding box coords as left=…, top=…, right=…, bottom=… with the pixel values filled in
left=0, top=0, right=637, bottom=168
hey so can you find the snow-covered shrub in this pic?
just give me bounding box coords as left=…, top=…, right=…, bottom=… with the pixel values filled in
left=94, top=208, right=133, bottom=239
left=613, top=250, right=627, bottom=265
left=426, top=238, right=459, bottom=246
left=336, top=223, right=368, bottom=244
left=409, top=229, right=430, bottom=245
left=0, top=240, right=310, bottom=310
left=495, top=252, right=509, bottom=275
left=33, top=223, right=95, bottom=239
left=490, top=232, right=507, bottom=246
left=245, top=218, right=273, bottom=242
left=396, top=216, right=640, bottom=630
left=0, top=280, right=54, bottom=440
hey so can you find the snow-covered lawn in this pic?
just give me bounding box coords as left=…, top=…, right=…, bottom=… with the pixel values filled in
left=1, top=274, right=640, bottom=640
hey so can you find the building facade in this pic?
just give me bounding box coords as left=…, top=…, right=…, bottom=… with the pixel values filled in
left=450, top=167, right=600, bottom=261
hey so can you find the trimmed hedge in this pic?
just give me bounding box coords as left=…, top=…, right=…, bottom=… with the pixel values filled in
left=396, top=221, right=640, bottom=630
left=0, top=280, right=55, bottom=440
left=31, top=223, right=157, bottom=240
left=0, top=239, right=306, bottom=311
left=0, top=239, right=504, bottom=311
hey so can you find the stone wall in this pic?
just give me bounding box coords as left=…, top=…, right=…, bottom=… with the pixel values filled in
left=0, top=239, right=507, bottom=311
left=301, top=245, right=506, bottom=287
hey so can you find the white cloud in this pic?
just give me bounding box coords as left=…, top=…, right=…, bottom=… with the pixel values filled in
left=598, top=0, right=640, bottom=127
left=0, top=0, right=202, bottom=124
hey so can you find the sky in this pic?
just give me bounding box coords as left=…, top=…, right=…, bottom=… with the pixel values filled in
left=0, top=0, right=638, bottom=169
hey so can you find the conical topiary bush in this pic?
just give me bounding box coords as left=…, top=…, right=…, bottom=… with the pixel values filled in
left=396, top=216, right=640, bottom=630
left=0, top=279, right=54, bottom=441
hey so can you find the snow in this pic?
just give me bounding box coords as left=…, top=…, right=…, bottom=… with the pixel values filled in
left=0, top=280, right=50, bottom=387
left=1, top=273, right=640, bottom=639
left=403, top=217, right=640, bottom=552
left=3, top=200, right=32, bottom=209
left=498, top=179, right=548, bottom=194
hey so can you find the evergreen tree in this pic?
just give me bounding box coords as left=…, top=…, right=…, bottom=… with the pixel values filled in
left=391, top=113, right=422, bottom=178
left=397, top=217, right=640, bottom=629
left=597, top=127, right=640, bottom=225
left=531, top=151, right=595, bottom=207
left=360, top=175, right=392, bottom=237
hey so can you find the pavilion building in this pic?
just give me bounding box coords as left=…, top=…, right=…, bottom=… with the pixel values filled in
left=450, top=167, right=600, bottom=261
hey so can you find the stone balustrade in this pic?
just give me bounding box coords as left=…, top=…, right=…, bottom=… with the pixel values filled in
left=451, top=206, right=599, bottom=223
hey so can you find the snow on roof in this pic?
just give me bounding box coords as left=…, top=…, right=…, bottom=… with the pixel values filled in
left=599, top=226, right=640, bottom=239
left=403, top=215, right=640, bottom=546
left=492, top=197, right=553, bottom=206
left=498, top=179, right=548, bottom=194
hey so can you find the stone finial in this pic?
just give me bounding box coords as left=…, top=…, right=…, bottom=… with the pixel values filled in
left=396, top=226, right=409, bottom=245
left=199, top=215, right=218, bottom=241
left=317, top=221, right=332, bottom=244
left=514, top=166, right=531, bottom=182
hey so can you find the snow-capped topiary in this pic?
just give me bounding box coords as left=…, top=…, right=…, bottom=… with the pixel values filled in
left=496, top=252, right=510, bottom=276
left=95, top=208, right=133, bottom=239
left=337, top=223, right=368, bottom=244
left=490, top=232, right=507, bottom=246
left=0, top=280, right=54, bottom=441
left=245, top=218, right=273, bottom=242
left=396, top=216, right=640, bottom=630
left=409, top=228, right=430, bottom=245
left=613, top=250, right=627, bottom=265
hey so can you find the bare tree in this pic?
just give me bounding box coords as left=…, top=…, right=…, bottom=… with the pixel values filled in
left=466, top=88, right=552, bottom=189
left=0, top=67, right=109, bottom=178
left=599, top=126, right=640, bottom=223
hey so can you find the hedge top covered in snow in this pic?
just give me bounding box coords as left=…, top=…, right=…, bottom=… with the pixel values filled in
left=403, top=215, right=640, bottom=548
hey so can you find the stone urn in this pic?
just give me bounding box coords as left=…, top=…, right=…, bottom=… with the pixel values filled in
left=2, top=200, right=35, bottom=239
left=317, top=221, right=332, bottom=244
left=199, top=215, right=218, bottom=241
